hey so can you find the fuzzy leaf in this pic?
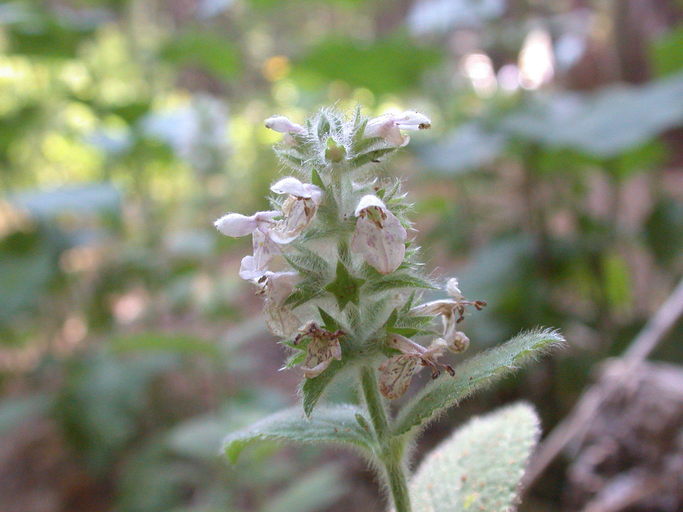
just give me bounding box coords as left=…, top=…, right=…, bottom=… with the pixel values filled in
left=222, top=404, right=374, bottom=463
left=394, top=329, right=564, bottom=436
left=410, top=403, right=540, bottom=512
left=317, top=307, right=341, bottom=331
left=285, top=247, right=330, bottom=275
left=349, top=147, right=397, bottom=167
left=364, top=272, right=436, bottom=294
left=302, top=358, right=346, bottom=417
left=283, top=277, right=325, bottom=308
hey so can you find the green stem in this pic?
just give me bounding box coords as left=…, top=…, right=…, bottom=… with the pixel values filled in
left=360, top=366, right=389, bottom=438
left=385, top=449, right=412, bottom=512
left=359, top=366, right=412, bottom=512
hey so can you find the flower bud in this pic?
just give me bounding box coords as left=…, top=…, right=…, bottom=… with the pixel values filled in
left=264, top=115, right=304, bottom=134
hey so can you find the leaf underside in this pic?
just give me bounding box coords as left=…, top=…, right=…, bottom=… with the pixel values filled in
left=222, top=404, right=374, bottom=463
left=394, top=328, right=564, bottom=436
left=410, top=403, right=540, bottom=512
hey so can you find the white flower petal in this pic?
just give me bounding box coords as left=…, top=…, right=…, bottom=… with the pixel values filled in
left=387, top=334, right=425, bottom=355
left=354, top=194, right=387, bottom=216
left=264, top=115, right=304, bottom=134
left=394, top=111, right=431, bottom=130
left=364, top=110, right=430, bottom=147
left=238, top=255, right=264, bottom=280
left=214, top=213, right=258, bottom=237
left=214, top=211, right=279, bottom=237
left=263, top=271, right=299, bottom=304
left=365, top=115, right=407, bottom=147
left=238, top=230, right=279, bottom=280
left=270, top=177, right=322, bottom=203
left=265, top=305, right=300, bottom=338
left=410, top=299, right=455, bottom=316
left=446, top=277, right=463, bottom=300
left=351, top=209, right=406, bottom=274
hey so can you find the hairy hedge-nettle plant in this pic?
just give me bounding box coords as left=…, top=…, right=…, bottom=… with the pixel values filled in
left=217, top=108, right=563, bottom=511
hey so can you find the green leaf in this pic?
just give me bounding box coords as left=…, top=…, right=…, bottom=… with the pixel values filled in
left=162, top=31, right=241, bottom=79
left=317, top=307, right=341, bottom=331
left=110, top=333, right=221, bottom=359
left=294, top=36, right=442, bottom=94
left=651, top=26, right=683, bottom=77
left=222, top=404, right=375, bottom=463
left=364, top=272, right=436, bottom=294
left=410, top=403, right=540, bottom=511
left=349, top=147, right=397, bottom=168
left=325, top=261, right=365, bottom=310
left=283, top=278, right=325, bottom=308
left=285, top=247, right=330, bottom=276
left=302, top=358, right=347, bottom=417
left=393, top=329, right=564, bottom=436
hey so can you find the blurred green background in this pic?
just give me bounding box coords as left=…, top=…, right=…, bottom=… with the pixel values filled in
left=1, top=0, right=682, bottom=511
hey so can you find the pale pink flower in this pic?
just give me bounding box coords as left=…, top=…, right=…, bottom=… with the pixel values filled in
left=269, top=177, right=323, bottom=244
left=215, top=211, right=280, bottom=280
left=264, top=115, right=305, bottom=134
left=364, top=110, right=431, bottom=147
left=258, top=271, right=301, bottom=338
left=294, top=322, right=344, bottom=378
left=378, top=334, right=453, bottom=399
left=351, top=195, right=407, bottom=275
left=410, top=278, right=484, bottom=353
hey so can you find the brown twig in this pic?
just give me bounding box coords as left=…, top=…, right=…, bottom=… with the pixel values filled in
left=522, top=278, right=683, bottom=491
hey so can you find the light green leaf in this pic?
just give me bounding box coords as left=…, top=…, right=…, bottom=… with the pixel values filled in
left=410, top=403, right=540, bottom=512
left=394, top=329, right=563, bottom=436
left=110, top=333, right=221, bottom=359
left=222, top=404, right=375, bottom=463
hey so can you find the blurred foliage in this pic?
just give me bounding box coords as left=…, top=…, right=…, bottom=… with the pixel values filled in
left=0, top=0, right=682, bottom=511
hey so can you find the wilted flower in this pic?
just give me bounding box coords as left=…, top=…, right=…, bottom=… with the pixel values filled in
left=411, top=278, right=485, bottom=352
left=378, top=334, right=454, bottom=399
left=294, top=322, right=345, bottom=378
left=351, top=195, right=407, bottom=274
left=257, top=271, right=301, bottom=338
left=365, top=110, right=431, bottom=147
left=264, top=115, right=305, bottom=134
left=269, top=177, right=323, bottom=244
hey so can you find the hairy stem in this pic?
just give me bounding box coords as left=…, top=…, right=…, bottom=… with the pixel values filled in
left=360, top=366, right=412, bottom=512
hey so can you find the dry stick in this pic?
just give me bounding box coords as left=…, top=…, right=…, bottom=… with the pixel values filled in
left=522, top=278, right=683, bottom=491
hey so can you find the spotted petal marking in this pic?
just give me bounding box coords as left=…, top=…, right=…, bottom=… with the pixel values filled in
left=302, top=337, right=342, bottom=378
left=378, top=354, right=419, bottom=399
